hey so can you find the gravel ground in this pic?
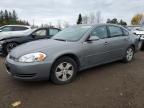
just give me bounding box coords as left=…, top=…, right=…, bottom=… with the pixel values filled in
left=0, top=52, right=144, bottom=108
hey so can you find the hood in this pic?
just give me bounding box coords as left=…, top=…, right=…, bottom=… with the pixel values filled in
left=10, top=39, right=68, bottom=58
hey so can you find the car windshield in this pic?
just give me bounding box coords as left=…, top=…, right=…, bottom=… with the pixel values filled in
left=52, top=25, right=92, bottom=41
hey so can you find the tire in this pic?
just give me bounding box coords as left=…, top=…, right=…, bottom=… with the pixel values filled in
left=50, top=57, right=78, bottom=85
left=141, top=41, right=144, bottom=51
left=123, top=47, right=134, bottom=63
left=138, top=41, right=143, bottom=50
left=3, top=42, right=18, bottom=55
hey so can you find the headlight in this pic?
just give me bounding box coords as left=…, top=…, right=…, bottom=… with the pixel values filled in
left=18, top=52, right=46, bottom=63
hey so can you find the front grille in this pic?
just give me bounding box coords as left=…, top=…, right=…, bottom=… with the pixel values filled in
left=14, top=73, right=36, bottom=78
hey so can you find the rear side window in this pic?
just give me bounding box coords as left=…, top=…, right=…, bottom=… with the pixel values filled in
left=12, top=26, right=29, bottom=31
left=109, top=26, right=123, bottom=37
left=122, top=29, right=129, bottom=36
left=91, top=26, right=108, bottom=39
left=49, top=29, right=59, bottom=36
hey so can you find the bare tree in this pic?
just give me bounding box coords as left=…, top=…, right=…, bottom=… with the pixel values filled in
left=82, top=11, right=102, bottom=24
left=82, top=15, right=88, bottom=24
left=57, top=20, right=62, bottom=29
left=96, top=11, right=101, bottom=24
left=89, top=13, right=96, bottom=24
left=63, top=21, right=70, bottom=28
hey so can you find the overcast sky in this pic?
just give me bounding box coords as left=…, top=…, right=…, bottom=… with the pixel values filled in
left=0, top=0, right=144, bottom=26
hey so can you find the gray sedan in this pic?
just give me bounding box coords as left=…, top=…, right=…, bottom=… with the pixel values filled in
left=5, top=24, right=139, bottom=84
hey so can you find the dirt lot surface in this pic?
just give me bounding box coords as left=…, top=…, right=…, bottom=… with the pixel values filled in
left=0, top=52, right=144, bottom=108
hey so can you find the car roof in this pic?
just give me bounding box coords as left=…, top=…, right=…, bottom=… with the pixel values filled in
left=72, top=23, right=125, bottom=28
left=36, top=27, right=61, bottom=30
left=2, top=25, right=31, bottom=28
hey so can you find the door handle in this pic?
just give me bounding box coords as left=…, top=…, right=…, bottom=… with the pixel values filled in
left=104, top=42, right=109, bottom=45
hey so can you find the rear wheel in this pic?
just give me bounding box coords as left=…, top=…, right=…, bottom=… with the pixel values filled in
left=4, top=42, right=18, bottom=55
left=50, top=57, right=78, bottom=85
left=123, top=47, right=134, bottom=63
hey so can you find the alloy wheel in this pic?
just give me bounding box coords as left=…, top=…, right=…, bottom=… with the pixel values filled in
left=55, top=62, right=74, bottom=82
left=126, top=48, right=134, bottom=61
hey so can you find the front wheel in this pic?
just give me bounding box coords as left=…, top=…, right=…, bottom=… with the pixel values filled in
left=4, top=42, right=18, bottom=55
left=50, top=57, right=78, bottom=85
left=123, top=47, right=134, bottom=63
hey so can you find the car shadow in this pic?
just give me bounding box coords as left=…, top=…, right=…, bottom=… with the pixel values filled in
left=76, top=59, right=136, bottom=80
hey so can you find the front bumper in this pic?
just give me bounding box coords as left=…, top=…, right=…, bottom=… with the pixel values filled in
left=5, top=55, right=53, bottom=81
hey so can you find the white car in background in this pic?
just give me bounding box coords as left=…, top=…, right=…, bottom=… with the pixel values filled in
left=0, top=25, right=32, bottom=37
left=127, top=26, right=144, bottom=50
left=131, top=27, right=144, bottom=35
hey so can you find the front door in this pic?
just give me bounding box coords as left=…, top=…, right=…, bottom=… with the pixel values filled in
left=83, top=25, right=110, bottom=67
left=31, top=28, right=49, bottom=40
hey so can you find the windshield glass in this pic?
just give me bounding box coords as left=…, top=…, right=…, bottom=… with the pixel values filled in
left=52, top=25, right=92, bottom=41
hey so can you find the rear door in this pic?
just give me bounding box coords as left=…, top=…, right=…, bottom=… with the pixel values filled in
left=10, top=26, right=29, bottom=35
left=107, top=25, right=130, bottom=60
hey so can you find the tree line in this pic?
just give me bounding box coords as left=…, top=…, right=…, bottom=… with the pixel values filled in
left=0, top=10, right=29, bottom=26
left=76, top=13, right=127, bottom=26
left=106, top=18, right=127, bottom=26
left=77, top=13, right=144, bottom=26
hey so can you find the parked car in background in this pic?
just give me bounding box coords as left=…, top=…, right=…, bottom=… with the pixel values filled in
left=5, top=24, right=139, bottom=84
left=127, top=26, right=144, bottom=50
left=0, top=25, right=32, bottom=35
left=0, top=27, right=60, bottom=55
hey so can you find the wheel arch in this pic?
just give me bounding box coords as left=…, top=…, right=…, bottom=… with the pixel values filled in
left=130, top=44, right=136, bottom=52
left=51, top=53, right=81, bottom=71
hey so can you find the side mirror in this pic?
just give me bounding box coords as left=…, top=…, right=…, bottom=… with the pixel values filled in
left=88, top=36, right=100, bottom=41
left=31, top=33, right=37, bottom=38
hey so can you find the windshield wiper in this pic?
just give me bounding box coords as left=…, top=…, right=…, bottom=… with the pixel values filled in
left=54, top=39, right=67, bottom=41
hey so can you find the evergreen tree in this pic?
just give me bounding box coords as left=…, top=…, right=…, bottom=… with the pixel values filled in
left=0, top=10, right=4, bottom=19
left=119, top=19, right=127, bottom=26
left=106, top=18, right=111, bottom=23
left=111, top=18, right=118, bottom=24
left=77, top=14, right=82, bottom=24
left=4, top=10, right=9, bottom=21
left=0, top=10, right=29, bottom=26
left=106, top=18, right=127, bottom=26
left=8, top=12, right=12, bottom=19
left=12, top=10, right=17, bottom=20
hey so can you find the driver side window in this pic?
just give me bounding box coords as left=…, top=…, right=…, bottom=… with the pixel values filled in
left=91, top=26, right=108, bottom=39
left=33, top=29, right=47, bottom=37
